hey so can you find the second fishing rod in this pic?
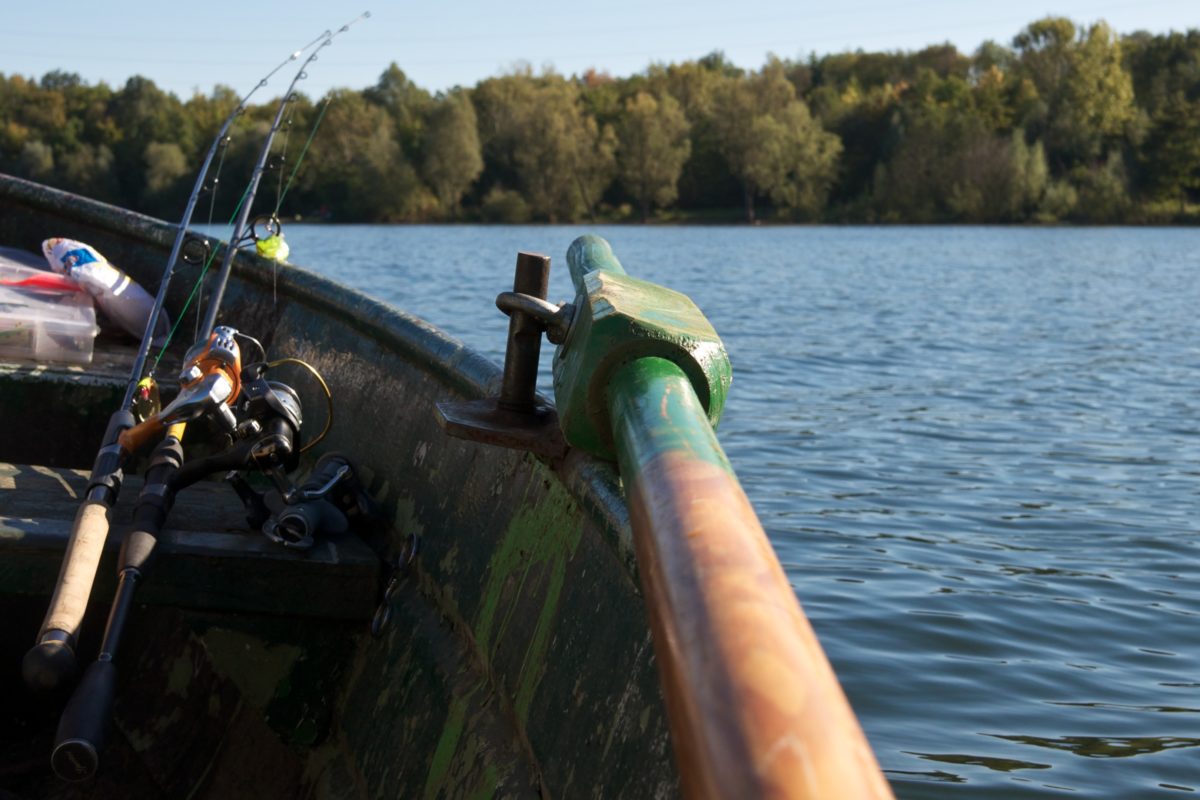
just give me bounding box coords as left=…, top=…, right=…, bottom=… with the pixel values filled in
left=20, top=22, right=340, bottom=694
left=46, top=14, right=368, bottom=781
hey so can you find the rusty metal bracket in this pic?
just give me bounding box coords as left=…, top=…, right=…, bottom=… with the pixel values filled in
left=435, top=252, right=568, bottom=461
left=495, top=292, right=574, bottom=344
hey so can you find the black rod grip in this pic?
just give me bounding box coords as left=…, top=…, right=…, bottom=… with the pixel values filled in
left=51, top=659, right=117, bottom=781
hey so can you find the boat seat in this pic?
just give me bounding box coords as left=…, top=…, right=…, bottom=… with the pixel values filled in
left=0, top=462, right=382, bottom=620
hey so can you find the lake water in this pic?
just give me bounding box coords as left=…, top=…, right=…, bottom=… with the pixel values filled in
left=256, top=224, right=1199, bottom=798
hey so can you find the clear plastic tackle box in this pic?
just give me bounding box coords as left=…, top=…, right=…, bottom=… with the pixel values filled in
left=0, top=262, right=99, bottom=365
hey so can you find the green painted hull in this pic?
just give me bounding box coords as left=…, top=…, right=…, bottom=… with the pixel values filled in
left=0, top=175, right=677, bottom=798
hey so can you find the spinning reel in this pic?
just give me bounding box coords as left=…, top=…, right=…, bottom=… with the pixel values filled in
left=219, top=355, right=376, bottom=549
left=129, top=324, right=372, bottom=549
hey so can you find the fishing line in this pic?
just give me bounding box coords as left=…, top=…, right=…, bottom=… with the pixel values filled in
left=197, top=132, right=234, bottom=342
left=274, top=109, right=295, bottom=214
left=265, top=95, right=334, bottom=303
left=274, top=97, right=332, bottom=217
left=266, top=97, right=300, bottom=305
left=154, top=179, right=257, bottom=370
left=152, top=11, right=369, bottom=366
left=196, top=10, right=370, bottom=341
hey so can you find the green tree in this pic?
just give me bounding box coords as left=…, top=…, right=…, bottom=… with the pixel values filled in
left=421, top=91, right=483, bottom=218
left=809, top=79, right=900, bottom=213
left=475, top=72, right=614, bottom=222
left=1071, top=152, right=1131, bottom=221
left=645, top=56, right=741, bottom=210
left=743, top=102, right=841, bottom=217
left=616, top=91, right=691, bottom=220
left=571, top=114, right=617, bottom=221
left=301, top=90, right=428, bottom=221
left=972, top=40, right=1015, bottom=75
left=107, top=76, right=195, bottom=209
left=142, top=141, right=188, bottom=209
left=1013, top=18, right=1136, bottom=167
left=1140, top=92, right=1200, bottom=211
left=1121, top=29, right=1200, bottom=121
left=1011, top=131, right=1050, bottom=217
left=17, top=140, right=54, bottom=180
left=183, top=86, right=239, bottom=152
left=365, top=64, right=432, bottom=162
left=58, top=144, right=117, bottom=200
left=873, top=73, right=1036, bottom=222
left=471, top=70, right=537, bottom=201
left=710, top=60, right=842, bottom=221
left=479, top=186, right=530, bottom=223
left=647, top=53, right=732, bottom=119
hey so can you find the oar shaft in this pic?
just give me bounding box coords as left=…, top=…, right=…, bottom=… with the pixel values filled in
left=607, top=361, right=892, bottom=800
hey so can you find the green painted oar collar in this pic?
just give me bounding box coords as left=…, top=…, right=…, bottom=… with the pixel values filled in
left=553, top=237, right=732, bottom=461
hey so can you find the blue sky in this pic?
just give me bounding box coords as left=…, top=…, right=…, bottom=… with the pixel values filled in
left=2, top=0, right=1197, bottom=99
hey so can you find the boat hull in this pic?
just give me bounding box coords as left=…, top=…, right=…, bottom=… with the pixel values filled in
left=0, top=175, right=676, bottom=798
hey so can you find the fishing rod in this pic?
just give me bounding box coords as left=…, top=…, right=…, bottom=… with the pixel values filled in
left=47, top=15, right=369, bottom=781
left=20, top=29, right=338, bottom=697
left=130, top=24, right=337, bottom=401
left=20, top=27, right=342, bottom=697
left=199, top=11, right=368, bottom=340
left=117, top=9, right=369, bottom=456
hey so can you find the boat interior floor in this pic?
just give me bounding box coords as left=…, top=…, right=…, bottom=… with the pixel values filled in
left=0, top=455, right=385, bottom=799
left=1, top=327, right=382, bottom=622
left=0, top=461, right=381, bottom=621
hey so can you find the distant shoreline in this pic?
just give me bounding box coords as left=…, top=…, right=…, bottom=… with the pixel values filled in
left=6, top=20, right=1199, bottom=227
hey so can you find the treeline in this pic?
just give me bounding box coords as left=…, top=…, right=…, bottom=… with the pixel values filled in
left=2, top=17, right=1198, bottom=224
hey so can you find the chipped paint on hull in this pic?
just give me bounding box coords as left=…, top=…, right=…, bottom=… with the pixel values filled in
left=473, top=476, right=583, bottom=720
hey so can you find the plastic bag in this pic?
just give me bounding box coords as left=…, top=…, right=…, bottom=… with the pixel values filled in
left=41, top=237, right=169, bottom=342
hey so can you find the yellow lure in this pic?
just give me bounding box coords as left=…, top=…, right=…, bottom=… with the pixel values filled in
left=256, top=233, right=290, bottom=262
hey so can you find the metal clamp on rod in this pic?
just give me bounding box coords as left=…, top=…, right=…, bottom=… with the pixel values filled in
left=435, top=251, right=567, bottom=460
left=495, top=292, right=573, bottom=346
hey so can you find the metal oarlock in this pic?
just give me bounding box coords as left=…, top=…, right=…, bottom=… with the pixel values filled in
left=435, top=251, right=568, bottom=460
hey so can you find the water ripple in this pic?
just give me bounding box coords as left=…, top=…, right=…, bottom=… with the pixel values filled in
left=266, top=224, right=1200, bottom=799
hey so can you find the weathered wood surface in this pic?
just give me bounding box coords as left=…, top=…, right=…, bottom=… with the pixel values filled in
left=0, top=462, right=381, bottom=619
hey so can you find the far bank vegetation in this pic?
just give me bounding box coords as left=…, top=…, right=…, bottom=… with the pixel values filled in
left=2, top=17, right=1198, bottom=224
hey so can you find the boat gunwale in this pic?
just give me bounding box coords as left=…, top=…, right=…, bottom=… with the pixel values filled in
left=0, top=171, right=641, bottom=578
